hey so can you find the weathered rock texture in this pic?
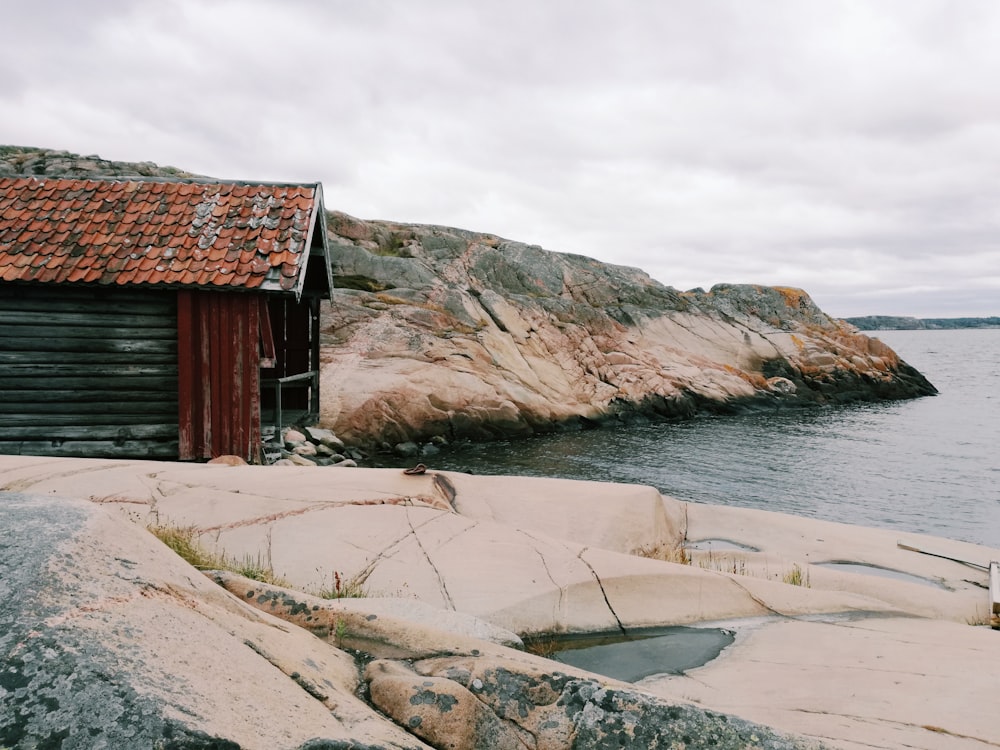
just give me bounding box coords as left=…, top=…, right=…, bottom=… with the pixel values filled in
left=321, top=213, right=936, bottom=448
left=1, top=146, right=937, bottom=453
left=0, top=491, right=428, bottom=750
left=4, top=456, right=999, bottom=749
left=1, top=488, right=818, bottom=750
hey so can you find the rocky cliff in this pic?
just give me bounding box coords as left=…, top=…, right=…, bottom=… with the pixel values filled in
left=322, top=213, right=935, bottom=449
left=1, top=146, right=937, bottom=452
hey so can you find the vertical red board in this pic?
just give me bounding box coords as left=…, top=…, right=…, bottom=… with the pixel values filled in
left=175, top=290, right=263, bottom=463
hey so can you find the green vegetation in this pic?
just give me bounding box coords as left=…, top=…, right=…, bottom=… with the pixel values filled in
left=332, top=274, right=389, bottom=292
left=315, top=569, right=368, bottom=599
left=782, top=564, right=810, bottom=587
left=147, top=523, right=287, bottom=586
left=148, top=523, right=221, bottom=570
left=372, top=230, right=415, bottom=257
left=689, top=549, right=811, bottom=587
left=846, top=315, right=1000, bottom=330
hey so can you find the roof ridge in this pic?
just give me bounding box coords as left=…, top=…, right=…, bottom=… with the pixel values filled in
left=0, top=174, right=322, bottom=190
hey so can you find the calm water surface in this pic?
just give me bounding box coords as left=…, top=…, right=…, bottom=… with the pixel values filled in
left=433, top=329, right=1000, bottom=547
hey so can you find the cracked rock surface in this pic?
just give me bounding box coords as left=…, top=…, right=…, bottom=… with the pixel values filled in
left=3, top=455, right=998, bottom=749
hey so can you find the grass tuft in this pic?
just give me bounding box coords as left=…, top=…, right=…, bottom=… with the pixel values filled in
left=147, top=523, right=288, bottom=586
left=148, top=524, right=222, bottom=570
left=315, top=570, right=369, bottom=599
left=782, top=563, right=810, bottom=587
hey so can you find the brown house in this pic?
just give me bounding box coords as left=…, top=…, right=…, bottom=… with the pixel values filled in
left=0, top=175, right=333, bottom=463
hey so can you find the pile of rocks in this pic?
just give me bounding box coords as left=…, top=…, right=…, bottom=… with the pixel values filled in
left=269, top=426, right=363, bottom=467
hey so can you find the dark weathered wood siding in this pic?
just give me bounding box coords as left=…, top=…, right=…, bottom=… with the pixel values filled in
left=0, top=286, right=179, bottom=458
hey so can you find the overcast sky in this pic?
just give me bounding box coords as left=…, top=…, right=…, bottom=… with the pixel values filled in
left=3, top=1, right=999, bottom=318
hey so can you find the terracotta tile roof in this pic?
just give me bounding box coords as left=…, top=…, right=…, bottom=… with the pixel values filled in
left=0, top=176, right=327, bottom=295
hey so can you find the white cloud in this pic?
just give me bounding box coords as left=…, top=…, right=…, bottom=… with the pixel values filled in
left=2, top=0, right=999, bottom=317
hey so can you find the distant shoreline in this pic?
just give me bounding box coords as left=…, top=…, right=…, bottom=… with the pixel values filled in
left=845, top=315, right=1000, bottom=331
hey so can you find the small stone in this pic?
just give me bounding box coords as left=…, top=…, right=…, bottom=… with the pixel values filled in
left=305, top=427, right=345, bottom=450
left=332, top=459, right=358, bottom=468
left=283, top=428, right=307, bottom=443
left=394, top=442, right=420, bottom=457
left=207, top=455, right=246, bottom=466
left=292, top=443, right=317, bottom=456
left=314, top=444, right=335, bottom=457
left=286, top=454, right=317, bottom=467
left=420, top=443, right=440, bottom=457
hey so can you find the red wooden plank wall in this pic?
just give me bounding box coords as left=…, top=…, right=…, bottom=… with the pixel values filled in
left=177, top=290, right=261, bottom=462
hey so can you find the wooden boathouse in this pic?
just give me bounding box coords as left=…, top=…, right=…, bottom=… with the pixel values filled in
left=0, top=175, right=333, bottom=463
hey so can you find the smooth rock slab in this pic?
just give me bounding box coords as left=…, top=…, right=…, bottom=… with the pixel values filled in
left=0, top=491, right=428, bottom=750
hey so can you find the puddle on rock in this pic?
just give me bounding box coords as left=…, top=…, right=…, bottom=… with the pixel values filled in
left=815, top=561, right=949, bottom=590
left=684, top=538, right=760, bottom=552
left=529, top=626, right=735, bottom=682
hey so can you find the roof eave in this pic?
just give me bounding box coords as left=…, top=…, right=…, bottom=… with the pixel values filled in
left=289, top=183, right=333, bottom=302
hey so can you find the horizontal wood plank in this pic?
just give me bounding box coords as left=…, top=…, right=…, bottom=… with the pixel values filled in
left=0, top=390, right=177, bottom=403
left=0, top=289, right=175, bottom=315
left=0, top=424, right=177, bottom=440
left=0, top=339, right=177, bottom=354
left=0, top=286, right=185, bottom=460
left=0, top=413, right=175, bottom=427
left=0, top=351, right=178, bottom=365
left=0, top=325, right=177, bottom=341
left=0, top=440, right=179, bottom=459
left=0, top=399, right=177, bottom=415
left=0, top=364, right=177, bottom=377
left=0, top=375, right=177, bottom=391
left=0, top=310, right=176, bottom=328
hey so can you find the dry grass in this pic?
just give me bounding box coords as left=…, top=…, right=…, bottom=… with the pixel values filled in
left=315, top=569, right=369, bottom=599
left=147, top=523, right=288, bottom=586
left=692, top=550, right=811, bottom=587
left=636, top=543, right=690, bottom=565
left=965, top=607, right=995, bottom=627
left=522, top=635, right=563, bottom=658
left=782, top=563, right=810, bottom=587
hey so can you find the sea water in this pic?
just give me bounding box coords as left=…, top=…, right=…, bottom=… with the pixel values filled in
left=432, top=329, right=1000, bottom=547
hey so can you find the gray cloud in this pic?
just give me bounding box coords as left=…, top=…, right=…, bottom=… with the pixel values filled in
left=3, top=0, right=998, bottom=317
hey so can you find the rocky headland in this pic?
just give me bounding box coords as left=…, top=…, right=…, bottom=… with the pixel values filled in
left=320, top=212, right=935, bottom=451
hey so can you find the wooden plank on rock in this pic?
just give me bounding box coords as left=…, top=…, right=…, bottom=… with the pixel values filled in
left=991, top=561, right=999, bottom=630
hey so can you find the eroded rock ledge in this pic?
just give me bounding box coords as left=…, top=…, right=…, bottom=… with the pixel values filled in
left=321, top=213, right=935, bottom=449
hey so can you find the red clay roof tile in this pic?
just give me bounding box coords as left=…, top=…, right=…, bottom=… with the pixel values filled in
left=0, top=176, right=324, bottom=294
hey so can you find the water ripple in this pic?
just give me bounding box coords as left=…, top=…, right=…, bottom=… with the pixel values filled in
left=433, top=330, right=1000, bottom=547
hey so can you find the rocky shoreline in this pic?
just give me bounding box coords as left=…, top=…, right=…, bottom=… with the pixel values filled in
left=0, top=147, right=939, bottom=457
left=319, top=216, right=936, bottom=450
left=3, top=454, right=997, bottom=749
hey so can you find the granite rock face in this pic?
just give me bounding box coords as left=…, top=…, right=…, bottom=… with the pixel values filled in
left=320, top=214, right=936, bottom=448
left=1, top=489, right=820, bottom=750
left=0, top=491, right=426, bottom=750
